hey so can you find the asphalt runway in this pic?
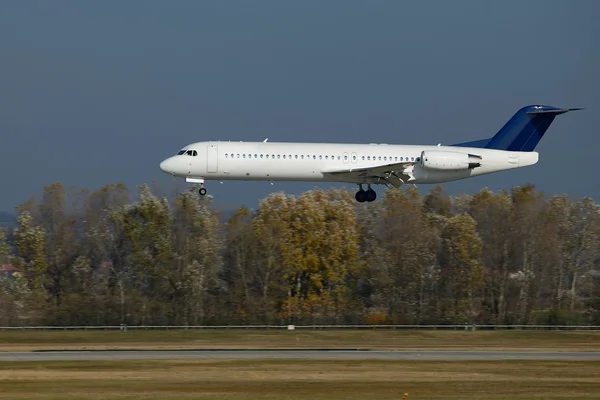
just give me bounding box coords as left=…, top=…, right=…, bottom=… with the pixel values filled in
left=2, top=350, right=600, bottom=362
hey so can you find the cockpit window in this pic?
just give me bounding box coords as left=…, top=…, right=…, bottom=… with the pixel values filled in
left=177, top=149, right=198, bottom=156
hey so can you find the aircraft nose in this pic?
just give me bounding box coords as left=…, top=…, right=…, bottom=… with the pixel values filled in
left=159, top=157, right=175, bottom=174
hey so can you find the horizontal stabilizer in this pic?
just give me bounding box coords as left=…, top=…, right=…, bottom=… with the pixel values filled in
left=526, top=107, right=584, bottom=115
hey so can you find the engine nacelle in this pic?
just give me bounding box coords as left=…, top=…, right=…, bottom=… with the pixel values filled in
left=420, top=150, right=481, bottom=171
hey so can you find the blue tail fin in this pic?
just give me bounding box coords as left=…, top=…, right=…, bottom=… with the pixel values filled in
left=452, top=105, right=582, bottom=151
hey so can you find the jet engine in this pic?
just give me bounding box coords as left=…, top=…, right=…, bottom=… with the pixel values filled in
left=420, top=150, right=482, bottom=171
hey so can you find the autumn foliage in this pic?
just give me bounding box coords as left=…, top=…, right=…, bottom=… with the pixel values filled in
left=1, top=182, right=600, bottom=326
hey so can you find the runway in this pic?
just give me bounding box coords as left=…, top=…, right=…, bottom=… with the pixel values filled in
left=2, top=350, right=600, bottom=362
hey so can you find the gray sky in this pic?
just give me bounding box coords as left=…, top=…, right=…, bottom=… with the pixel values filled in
left=1, top=1, right=598, bottom=212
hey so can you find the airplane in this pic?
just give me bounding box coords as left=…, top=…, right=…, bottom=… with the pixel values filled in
left=159, top=105, right=581, bottom=202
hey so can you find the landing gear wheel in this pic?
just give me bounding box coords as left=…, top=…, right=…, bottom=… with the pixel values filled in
left=355, top=190, right=366, bottom=203
left=365, top=189, right=377, bottom=202
left=199, top=187, right=207, bottom=196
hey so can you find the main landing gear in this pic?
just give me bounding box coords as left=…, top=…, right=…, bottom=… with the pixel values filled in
left=355, top=184, right=377, bottom=203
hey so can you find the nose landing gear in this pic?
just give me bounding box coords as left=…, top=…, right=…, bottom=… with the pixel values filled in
left=193, top=178, right=207, bottom=196
left=355, top=184, right=377, bottom=203
left=185, top=177, right=208, bottom=197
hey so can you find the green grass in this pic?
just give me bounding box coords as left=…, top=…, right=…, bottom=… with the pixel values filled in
left=2, top=329, right=600, bottom=351
left=0, top=359, right=599, bottom=399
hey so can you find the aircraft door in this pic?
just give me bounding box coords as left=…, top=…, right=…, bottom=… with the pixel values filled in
left=207, top=144, right=218, bottom=173
left=343, top=152, right=349, bottom=164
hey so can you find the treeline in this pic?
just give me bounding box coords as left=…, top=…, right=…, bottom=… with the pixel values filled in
left=1, top=182, right=600, bottom=326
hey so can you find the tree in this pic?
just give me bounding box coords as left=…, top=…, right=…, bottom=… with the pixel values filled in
left=251, top=193, right=290, bottom=323
left=82, top=183, right=132, bottom=324
left=0, top=227, right=18, bottom=325
left=118, top=184, right=175, bottom=324
left=438, top=214, right=484, bottom=323
left=0, top=227, right=10, bottom=262
left=565, top=198, right=600, bottom=311
left=372, top=188, right=434, bottom=324
left=506, top=185, right=546, bottom=323
left=171, top=187, right=224, bottom=325
left=278, top=189, right=361, bottom=324
left=468, top=188, right=512, bottom=323
left=9, top=211, right=48, bottom=324
left=12, top=211, right=47, bottom=292
left=222, top=205, right=258, bottom=323
left=424, top=185, right=452, bottom=217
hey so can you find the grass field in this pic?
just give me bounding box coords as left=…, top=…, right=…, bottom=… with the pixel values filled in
left=0, top=359, right=598, bottom=399
left=2, top=331, right=599, bottom=399
left=1, top=329, right=600, bottom=351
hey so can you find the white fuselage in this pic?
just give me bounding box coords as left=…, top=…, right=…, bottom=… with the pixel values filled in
left=159, top=141, right=539, bottom=185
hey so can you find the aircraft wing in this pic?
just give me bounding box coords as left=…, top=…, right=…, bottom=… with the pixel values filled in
left=322, top=161, right=416, bottom=188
